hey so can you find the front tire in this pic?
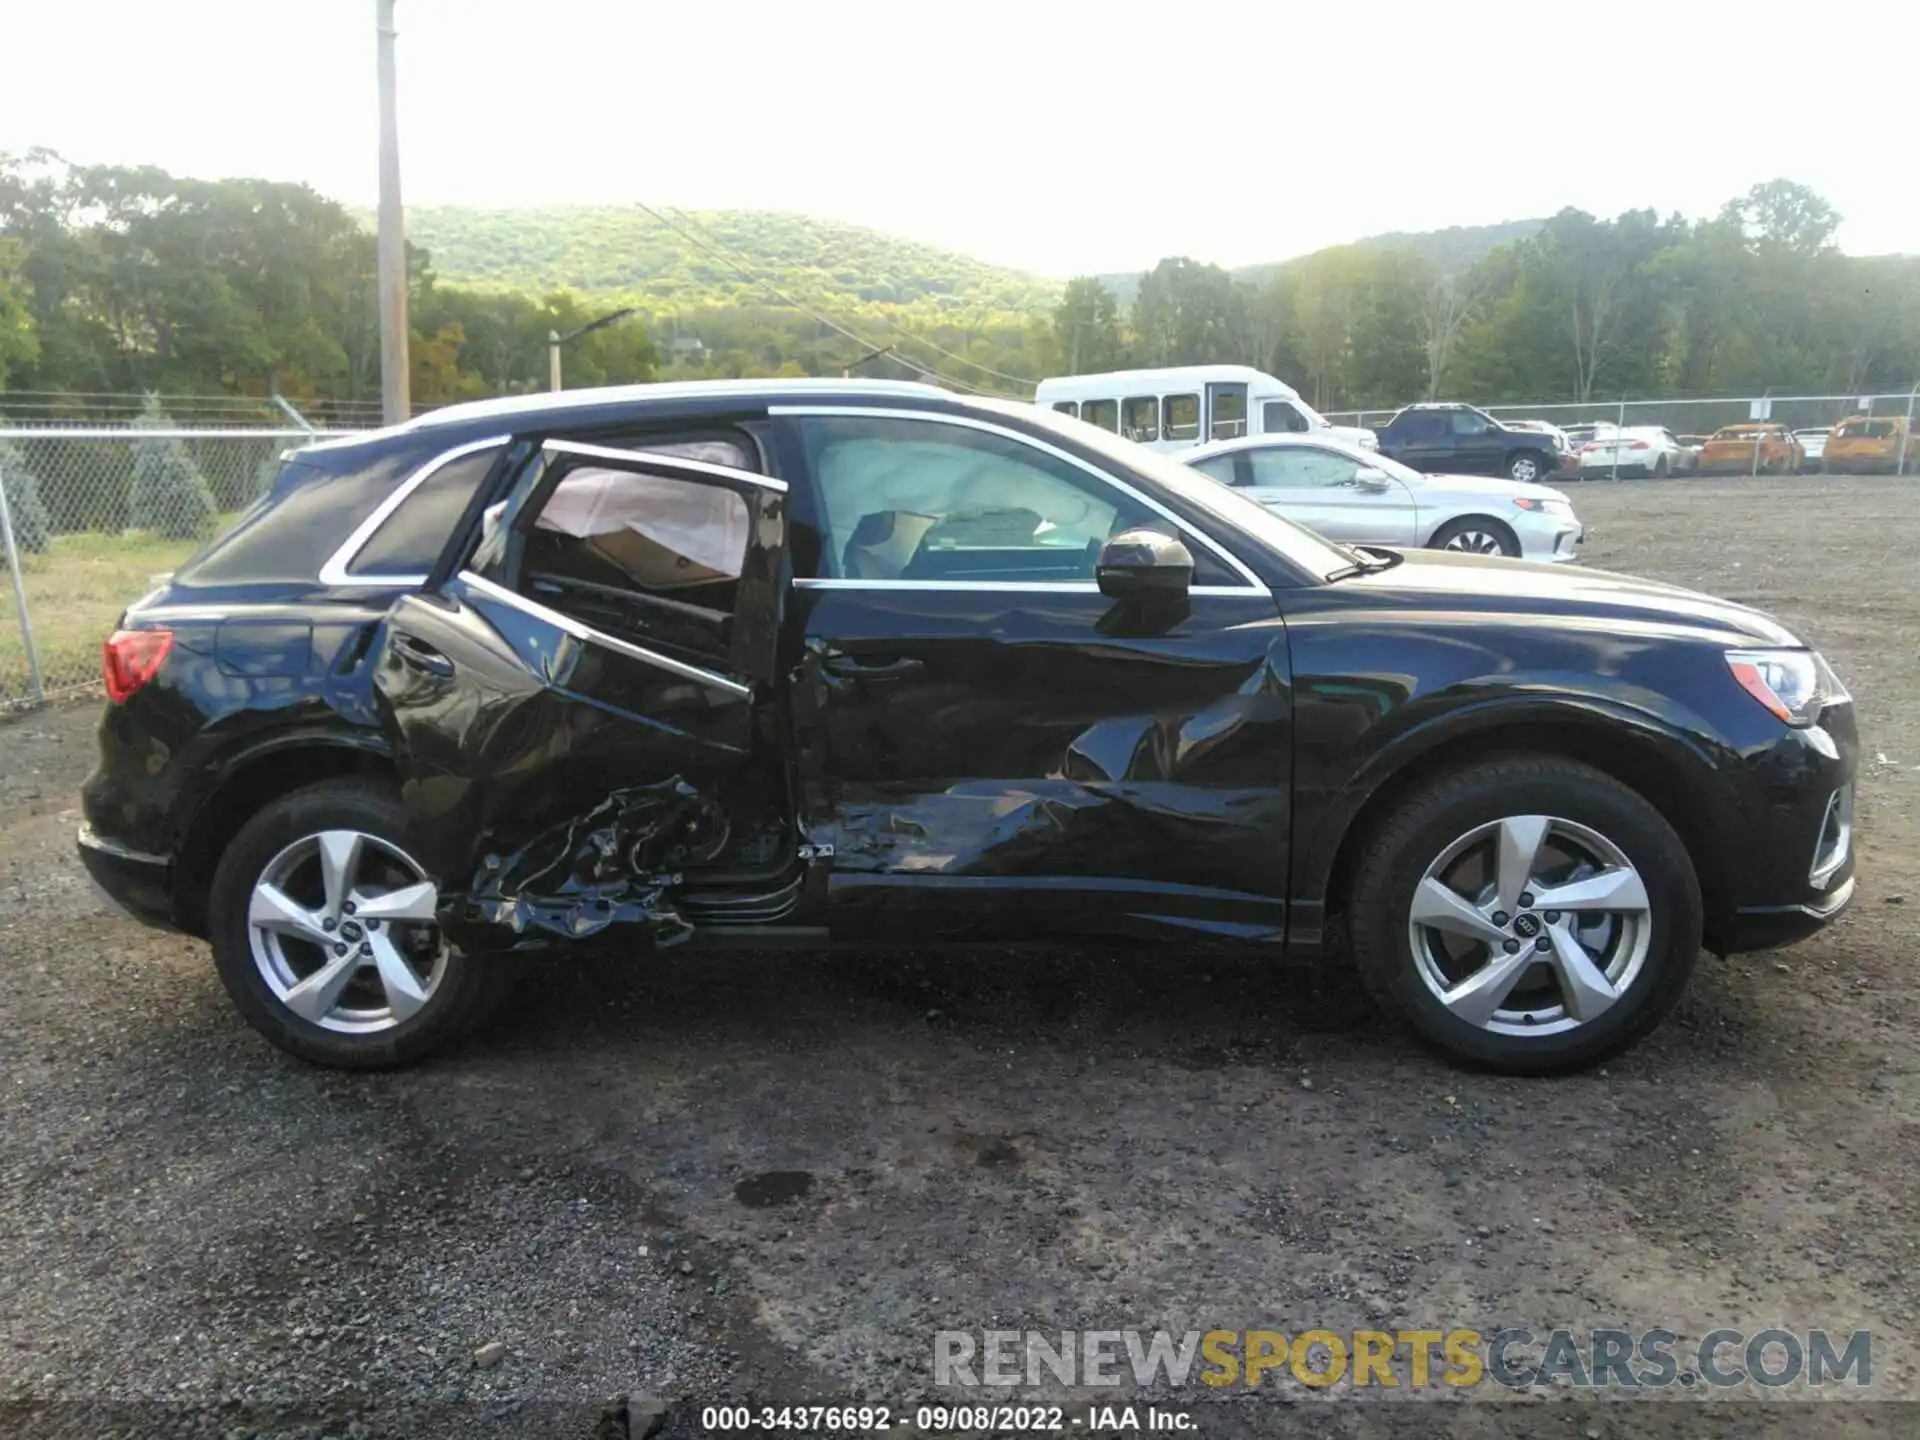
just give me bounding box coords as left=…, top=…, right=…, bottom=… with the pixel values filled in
left=1346, top=756, right=1702, bottom=1074
left=207, top=778, right=511, bottom=1069
left=1431, top=516, right=1520, bottom=557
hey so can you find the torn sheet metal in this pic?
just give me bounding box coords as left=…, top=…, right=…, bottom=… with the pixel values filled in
left=458, top=777, right=706, bottom=944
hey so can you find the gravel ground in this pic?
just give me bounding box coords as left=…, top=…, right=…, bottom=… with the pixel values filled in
left=3, top=474, right=1918, bottom=1438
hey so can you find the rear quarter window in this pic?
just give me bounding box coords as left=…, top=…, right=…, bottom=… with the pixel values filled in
left=175, top=438, right=445, bottom=586
left=345, top=444, right=504, bottom=579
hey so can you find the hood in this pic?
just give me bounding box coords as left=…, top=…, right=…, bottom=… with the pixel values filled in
left=1414, top=471, right=1569, bottom=504
left=1345, top=547, right=1801, bottom=648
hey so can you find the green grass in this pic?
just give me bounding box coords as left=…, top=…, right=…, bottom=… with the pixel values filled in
left=1, top=528, right=219, bottom=704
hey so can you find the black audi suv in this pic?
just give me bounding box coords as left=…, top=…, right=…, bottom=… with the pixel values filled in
left=77, top=380, right=1858, bottom=1073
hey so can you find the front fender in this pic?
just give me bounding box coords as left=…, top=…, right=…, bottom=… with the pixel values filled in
left=1288, top=678, right=1745, bottom=951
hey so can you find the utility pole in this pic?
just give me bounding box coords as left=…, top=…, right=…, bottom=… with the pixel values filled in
left=375, top=0, right=410, bottom=424
left=547, top=307, right=638, bottom=391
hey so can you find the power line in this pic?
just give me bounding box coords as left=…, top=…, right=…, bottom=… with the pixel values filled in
left=633, top=202, right=1023, bottom=399
left=660, top=206, right=1038, bottom=392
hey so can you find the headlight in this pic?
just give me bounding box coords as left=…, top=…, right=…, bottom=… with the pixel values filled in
left=1512, top=497, right=1574, bottom=515
left=1725, top=649, right=1850, bottom=727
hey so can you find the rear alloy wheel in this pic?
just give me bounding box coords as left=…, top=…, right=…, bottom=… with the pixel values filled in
left=1431, top=516, right=1519, bottom=557
left=1506, top=451, right=1545, bottom=484
left=209, top=779, right=512, bottom=1068
left=1347, top=757, right=1702, bottom=1073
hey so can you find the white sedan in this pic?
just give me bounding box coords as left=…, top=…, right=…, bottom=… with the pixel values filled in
left=1576, top=425, right=1693, bottom=479
left=1184, top=434, right=1584, bottom=561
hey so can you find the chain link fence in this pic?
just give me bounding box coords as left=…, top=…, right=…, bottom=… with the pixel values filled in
left=0, top=426, right=353, bottom=709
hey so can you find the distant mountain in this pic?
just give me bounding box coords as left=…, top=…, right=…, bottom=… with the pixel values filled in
left=1095, top=218, right=1547, bottom=306
left=387, top=205, right=1548, bottom=322
left=391, top=205, right=1060, bottom=319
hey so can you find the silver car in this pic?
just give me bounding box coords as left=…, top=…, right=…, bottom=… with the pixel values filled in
left=1184, top=434, right=1585, bottom=561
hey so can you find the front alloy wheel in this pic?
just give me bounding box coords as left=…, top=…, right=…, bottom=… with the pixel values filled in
left=1508, top=453, right=1542, bottom=483
left=1407, top=815, right=1650, bottom=1035
left=1441, top=527, right=1510, bottom=556
left=1346, top=756, right=1702, bottom=1073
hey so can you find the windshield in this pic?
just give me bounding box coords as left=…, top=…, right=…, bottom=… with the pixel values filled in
left=991, top=400, right=1357, bottom=580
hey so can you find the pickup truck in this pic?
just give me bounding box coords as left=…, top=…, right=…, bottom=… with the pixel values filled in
left=1374, top=403, right=1570, bottom=485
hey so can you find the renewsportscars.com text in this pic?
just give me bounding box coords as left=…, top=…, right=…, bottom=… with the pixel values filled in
left=933, top=1327, right=1872, bottom=1390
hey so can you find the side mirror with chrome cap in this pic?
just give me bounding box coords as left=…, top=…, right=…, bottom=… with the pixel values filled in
left=1353, top=466, right=1392, bottom=490
left=1096, top=528, right=1193, bottom=599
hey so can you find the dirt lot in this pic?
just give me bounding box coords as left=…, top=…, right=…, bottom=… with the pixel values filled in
left=3, top=475, right=1918, bottom=1437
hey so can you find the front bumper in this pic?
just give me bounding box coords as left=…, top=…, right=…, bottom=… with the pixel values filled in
left=1708, top=715, right=1858, bottom=955
left=1722, top=874, right=1856, bottom=953
left=1514, top=511, right=1586, bottom=562
left=76, top=824, right=180, bottom=931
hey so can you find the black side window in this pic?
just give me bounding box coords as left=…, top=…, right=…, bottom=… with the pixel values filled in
left=348, top=445, right=502, bottom=578
left=1263, top=400, right=1309, bottom=434
left=1401, top=412, right=1445, bottom=441
left=1051, top=401, right=1079, bottom=417
left=1121, top=396, right=1160, bottom=443
left=1450, top=409, right=1490, bottom=436
left=1080, top=399, right=1118, bottom=432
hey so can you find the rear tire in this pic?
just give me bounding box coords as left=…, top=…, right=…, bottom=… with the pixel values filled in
left=1346, top=756, right=1702, bottom=1074
left=1505, top=450, right=1547, bottom=484
left=207, top=778, right=513, bottom=1069
left=1652, top=455, right=1669, bottom=479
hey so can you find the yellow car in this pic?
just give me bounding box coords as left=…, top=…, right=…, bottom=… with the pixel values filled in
left=1824, top=415, right=1916, bottom=474
left=1697, top=423, right=1803, bottom=476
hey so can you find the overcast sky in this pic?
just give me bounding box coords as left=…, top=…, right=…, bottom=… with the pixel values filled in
left=4, top=0, right=1914, bottom=275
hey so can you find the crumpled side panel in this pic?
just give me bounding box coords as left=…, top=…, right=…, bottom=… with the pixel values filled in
left=456, top=777, right=704, bottom=945
left=813, top=643, right=1294, bottom=889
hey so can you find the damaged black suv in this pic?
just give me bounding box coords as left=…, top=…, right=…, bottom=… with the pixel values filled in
left=79, top=381, right=1858, bottom=1073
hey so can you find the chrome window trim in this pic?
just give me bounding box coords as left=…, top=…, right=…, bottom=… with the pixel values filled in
left=792, top=578, right=1263, bottom=596
left=317, top=435, right=511, bottom=588
left=457, top=569, right=751, bottom=699
left=768, top=404, right=1267, bottom=591
left=541, top=437, right=787, bottom=491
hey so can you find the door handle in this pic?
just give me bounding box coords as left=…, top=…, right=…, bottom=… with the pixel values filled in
left=391, top=632, right=455, bottom=678
left=822, top=654, right=925, bottom=683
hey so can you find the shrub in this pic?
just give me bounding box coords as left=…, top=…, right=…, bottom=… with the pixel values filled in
left=0, top=437, right=53, bottom=562
left=128, top=396, right=218, bottom=539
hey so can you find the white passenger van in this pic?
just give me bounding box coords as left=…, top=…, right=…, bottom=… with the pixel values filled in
left=1033, top=365, right=1377, bottom=455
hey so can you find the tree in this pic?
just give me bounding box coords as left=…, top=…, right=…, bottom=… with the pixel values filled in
left=1050, top=277, right=1123, bottom=374
left=1414, top=266, right=1486, bottom=399
left=0, top=237, right=37, bottom=387
left=1129, top=258, right=1247, bottom=367
left=0, top=437, right=53, bottom=559
left=128, top=396, right=218, bottom=538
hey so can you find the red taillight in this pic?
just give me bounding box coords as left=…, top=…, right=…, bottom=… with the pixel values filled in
left=102, top=628, right=173, bottom=703
left=1627, top=440, right=1650, bottom=450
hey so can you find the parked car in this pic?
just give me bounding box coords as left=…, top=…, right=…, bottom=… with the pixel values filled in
left=1374, top=403, right=1571, bottom=485
left=1034, top=365, right=1377, bottom=455
left=1562, top=422, right=1621, bottom=450
left=78, top=379, right=1857, bottom=1077
left=1824, top=415, right=1916, bottom=474
left=1697, top=423, right=1803, bottom=475
left=1794, top=428, right=1831, bottom=473
left=1184, top=433, right=1584, bottom=560
left=1576, top=426, right=1694, bottom=479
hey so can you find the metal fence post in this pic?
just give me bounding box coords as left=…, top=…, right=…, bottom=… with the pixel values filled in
left=0, top=465, right=47, bottom=707
left=1612, top=398, right=1626, bottom=481
left=1899, top=383, right=1917, bottom=476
